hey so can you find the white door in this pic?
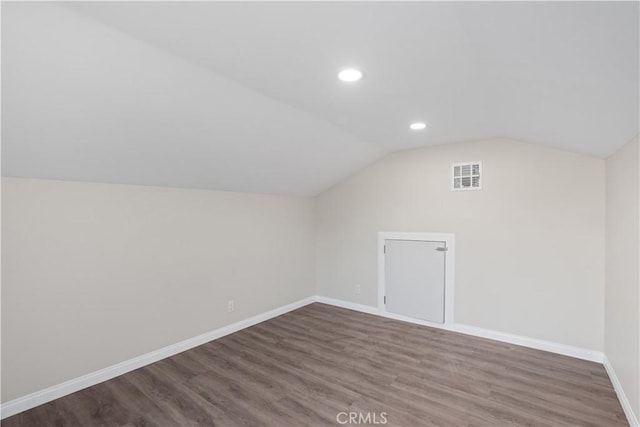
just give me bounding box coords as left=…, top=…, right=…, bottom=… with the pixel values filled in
left=384, top=239, right=446, bottom=323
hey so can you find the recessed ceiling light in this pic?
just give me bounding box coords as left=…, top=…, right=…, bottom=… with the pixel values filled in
left=410, top=122, right=427, bottom=130
left=338, top=68, right=363, bottom=82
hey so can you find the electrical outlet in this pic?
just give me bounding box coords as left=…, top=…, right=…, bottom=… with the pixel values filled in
left=355, top=284, right=361, bottom=295
left=227, top=300, right=234, bottom=312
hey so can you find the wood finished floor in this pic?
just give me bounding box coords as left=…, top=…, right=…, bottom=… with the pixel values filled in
left=3, top=303, right=627, bottom=427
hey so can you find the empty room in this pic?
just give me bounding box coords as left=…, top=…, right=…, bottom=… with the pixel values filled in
left=1, top=1, right=639, bottom=426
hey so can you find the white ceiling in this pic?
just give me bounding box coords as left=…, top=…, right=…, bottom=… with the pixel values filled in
left=3, top=2, right=638, bottom=196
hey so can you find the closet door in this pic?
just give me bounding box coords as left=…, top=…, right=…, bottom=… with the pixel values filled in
left=384, top=239, right=446, bottom=323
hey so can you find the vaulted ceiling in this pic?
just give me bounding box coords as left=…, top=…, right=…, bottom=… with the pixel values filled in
left=2, top=2, right=638, bottom=195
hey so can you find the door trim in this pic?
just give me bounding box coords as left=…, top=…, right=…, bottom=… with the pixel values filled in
left=378, top=232, right=455, bottom=327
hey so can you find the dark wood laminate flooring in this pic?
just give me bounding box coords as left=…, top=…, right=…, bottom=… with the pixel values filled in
left=3, top=303, right=628, bottom=427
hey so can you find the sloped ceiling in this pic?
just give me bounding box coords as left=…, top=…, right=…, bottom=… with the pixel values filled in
left=2, top=2, right=638, bottom=196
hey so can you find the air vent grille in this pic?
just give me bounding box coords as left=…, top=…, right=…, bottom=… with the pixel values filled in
left=452, top=162, right=481, bottom=191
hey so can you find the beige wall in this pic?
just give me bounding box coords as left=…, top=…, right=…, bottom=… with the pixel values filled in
left=1, top=178, right=316, bottom=401
left=0, top=138, right=617, bottom=404
left=316, top=138, right=606, bottom=351
left=605, top=135, right=640, bottom=422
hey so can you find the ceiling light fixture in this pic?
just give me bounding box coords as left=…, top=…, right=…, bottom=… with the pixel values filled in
left=338, top=68, right=363, bottom=82
left=410, top=122, right=427, bottom=130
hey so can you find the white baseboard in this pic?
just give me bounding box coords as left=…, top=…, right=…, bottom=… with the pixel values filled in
left=603, top=355, right=640, bottom=427
left=314, top=296, right=379, bottom=315
left=315, top=296, right=604, bottom=363
left=450, top=323, right=604, bottom=363
left=0, top=296, right=316, bottom=420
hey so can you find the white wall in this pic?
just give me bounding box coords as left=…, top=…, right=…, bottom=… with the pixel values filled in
left=316, top=138, right=606, bottom=351
left=605, top=135, right=640, bottom=422
left=1, top=178, right=316, bottom=402
left=0, top=138, right=619, bottom=405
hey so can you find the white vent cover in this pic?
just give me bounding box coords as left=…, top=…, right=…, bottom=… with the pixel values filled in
left=452, top=162, right=481, bottom=191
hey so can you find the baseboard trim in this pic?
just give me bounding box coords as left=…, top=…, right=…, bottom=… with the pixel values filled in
left=450, top=323, right=603, bottom=363
left=314, top=296, right=379, bottom=315
left=603, top=355, right=640, bottom=426
left=315, top=296, right=604, bottom=363
left=0, top=296, right=316, bottom=420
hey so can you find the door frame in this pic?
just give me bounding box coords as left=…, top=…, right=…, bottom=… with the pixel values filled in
left=378, top=232, right=455, bottom=328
